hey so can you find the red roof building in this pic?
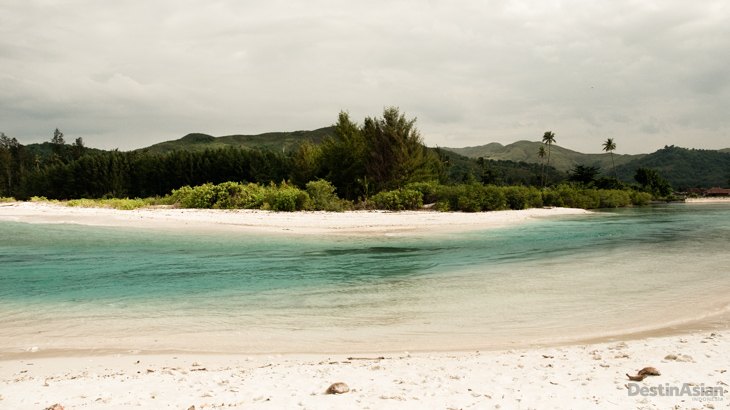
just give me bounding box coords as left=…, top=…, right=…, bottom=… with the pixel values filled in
left=705, top=187, right=730, bottom=196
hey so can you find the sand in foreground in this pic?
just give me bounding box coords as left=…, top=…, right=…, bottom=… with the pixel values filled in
left=2, top=203, right=727, bottom=408
left=1, top=332, right=727, bottom=409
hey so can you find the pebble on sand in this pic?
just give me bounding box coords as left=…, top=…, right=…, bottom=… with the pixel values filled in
left=326, top=382, right=350, bottom=394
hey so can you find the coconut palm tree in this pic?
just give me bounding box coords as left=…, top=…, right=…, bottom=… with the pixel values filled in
left=537, top=146, right=547, bottom=187
left=602, top=138, right=618, bottom=179
left=541, top=131, right=556, bottom=183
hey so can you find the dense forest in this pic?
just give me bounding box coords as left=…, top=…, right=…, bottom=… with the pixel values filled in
left=0, top=107, right=703, bottom=211
left=1, top=108, right=565, bottom=201
left=614, top=145, right=730, bottom=188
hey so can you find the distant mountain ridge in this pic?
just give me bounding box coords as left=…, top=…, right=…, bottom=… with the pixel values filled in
left=442, top=141, right=730, bottom=188
left=141, top=127, right=335, bottom=154
left=614, top=146, right=730, bottom=188
left=442, top=140, right=645, bottom=173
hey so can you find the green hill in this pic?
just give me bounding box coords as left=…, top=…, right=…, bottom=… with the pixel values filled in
left=432, top=148, right=566, bottom=186
left=615, top=146, right=730, bottom=188
left=443, top=140, right=644, bottom=173
left=142, top=127, right=335, bottom=154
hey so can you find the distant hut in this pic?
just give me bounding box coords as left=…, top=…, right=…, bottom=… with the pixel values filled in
left=705, top=187, right=730, bottom=197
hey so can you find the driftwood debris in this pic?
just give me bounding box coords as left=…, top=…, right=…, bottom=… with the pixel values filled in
left=626, top=366, right=661, bottom=381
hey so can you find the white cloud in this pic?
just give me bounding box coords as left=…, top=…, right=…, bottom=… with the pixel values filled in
left=1, top=0, right=729, bottom=153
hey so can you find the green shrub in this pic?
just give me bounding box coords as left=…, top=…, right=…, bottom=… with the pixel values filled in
left=504, top=186, right=540, bottom=210
left=0, top=197, right=16, bottom=203
left=371, top=189, right=423, bottom=210
left=435, top=183, right=507, bottom=212
left=273, top=187, right=310, bottom=212
left=542, top=189, right=564, bottom=207
left=101, top=198, right=148, bottom=210
left=453, top=184, right=484, bottom=212
left=404, top=180, right=440, bottom=204
left=306, top=180, right=345, bottom=211
left=553, top=185, right=600, bottom=209
left=481, top=185, right=508, bottom=211
left=598, top=190, right=631, bottom=208
left=431, top=183, right=509, bottom=212
left=175, top=183, right=218, bottom=208
left=630, top=191, right=652, bottom=205
left=145, top=195, right=176, bottom=206
left=171, top=181, right=312, bottom=211
left=65, top=197, right=151, bottom=210
left=67, top=198, right=97, bottom=208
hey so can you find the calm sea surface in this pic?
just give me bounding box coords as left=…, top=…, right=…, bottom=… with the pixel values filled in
left=1, top=203, right=729, bottom=355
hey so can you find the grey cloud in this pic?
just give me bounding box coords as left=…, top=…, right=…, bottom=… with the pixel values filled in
left=1, top=0, right=729, bottom=153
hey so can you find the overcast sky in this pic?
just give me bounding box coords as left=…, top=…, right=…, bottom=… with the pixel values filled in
left=2, top=0, right=729, bottom=154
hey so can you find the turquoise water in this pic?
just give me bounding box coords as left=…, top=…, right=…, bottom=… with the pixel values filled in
left=2, top=203, right=730, bottom=354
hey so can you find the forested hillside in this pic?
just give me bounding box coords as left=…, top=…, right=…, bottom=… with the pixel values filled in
left=443, top=140, right=643, bottom=173
left=143, top=127, right=335, bottom=154
left=615, top=146, right=730, bottom=188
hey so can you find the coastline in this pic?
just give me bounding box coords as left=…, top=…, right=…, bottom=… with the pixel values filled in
left=2, top=201, right=729, bottom=408
left=0, top=201, right=592, bottom=236
left=685, top=197, right=730, bottom=203
left=1, top=331, right=727, bottom=409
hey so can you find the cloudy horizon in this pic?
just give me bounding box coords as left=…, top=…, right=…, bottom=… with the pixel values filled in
left=2, top=0, right=729, bottom=154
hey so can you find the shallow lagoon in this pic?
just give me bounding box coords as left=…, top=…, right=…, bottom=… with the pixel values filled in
left=1, top=203, right=729, bottom=354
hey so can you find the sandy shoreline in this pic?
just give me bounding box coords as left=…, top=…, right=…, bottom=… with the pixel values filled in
left=1, top=332, right=727, bottom=409
left=686, top=197, right=730, bottom=203
left=0, top=201, right=591, bottom=236
left=2, top=202, right=729, bottom=408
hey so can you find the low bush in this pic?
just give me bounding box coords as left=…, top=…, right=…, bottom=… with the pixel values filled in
left=598, top=190, right=631, bottom=208
left=504, top=186, right=543, bottom=210
left=630, top=191, right=653, bottom=206
left=434, top=183, right=507, bottom=212
left=67, top=198, right=97, bottom=208
left=404, top=180, right=440, bottom=204
left=306, top=180, right=348, bottom=211
left=371, top=189, right=423, bottom=210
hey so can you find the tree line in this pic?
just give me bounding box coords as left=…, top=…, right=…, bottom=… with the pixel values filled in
left=1, top=108, right=674, bottom=206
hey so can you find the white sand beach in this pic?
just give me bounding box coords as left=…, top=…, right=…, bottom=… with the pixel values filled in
left=1, top=332, right=727, bottom=409
left=1, top=202, right=728, bottom=409
left=0, top=201, right=592, bottom=236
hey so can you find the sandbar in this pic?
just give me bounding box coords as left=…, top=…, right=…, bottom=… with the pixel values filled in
left=0, top=201, right=592, bottom=236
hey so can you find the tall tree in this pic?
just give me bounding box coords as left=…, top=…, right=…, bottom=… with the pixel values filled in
left=477, top=157, right=501, bottom=185
left=71, top=137, right=86, bottom=160
left=319, top=111, right=369, bottom=200
left=602, top=138, right=618, bottom=179
left=289, top=139, right=321, bottom=188
left=568, top=164, right=601, bottom=186
left=0, top=133, right=13, bottom=196
left=537, top=145, right=547, bottom=188
left=634, top=167, right=672, bottom=197
left=541, top=131, right=556, bottom=184
left=364, top=107, right=432, bottom=191
left=51, top=128, right=67, bottom=162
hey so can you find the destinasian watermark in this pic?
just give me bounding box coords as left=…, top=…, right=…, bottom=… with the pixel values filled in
left=628, top=383, right=725, bottom=401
